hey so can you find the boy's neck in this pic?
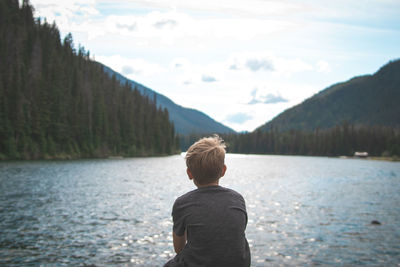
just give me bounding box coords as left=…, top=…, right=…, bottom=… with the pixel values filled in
left=196, top=180, right=219, bottom=188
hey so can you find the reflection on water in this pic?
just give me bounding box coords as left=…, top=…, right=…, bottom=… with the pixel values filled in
left=0, top=155, right=399, bottom=266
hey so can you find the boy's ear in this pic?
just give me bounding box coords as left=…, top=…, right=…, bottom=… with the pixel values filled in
left=186, top=168, right=194, bottom=180
left=221, top=164, right=227, bottom=177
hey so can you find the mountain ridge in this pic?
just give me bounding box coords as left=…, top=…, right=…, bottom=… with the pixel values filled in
left=98, top=63, right=235, bottom=135
left=258, top=59, right=400, bottom=132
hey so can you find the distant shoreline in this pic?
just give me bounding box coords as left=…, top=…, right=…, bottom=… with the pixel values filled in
left=368, top=156, right=400, bottom=162
left=340, top=156, right=400, bottom=162
left=1, top=153, right=399, bottom=162
left=0, top=152, right=182, bottom=161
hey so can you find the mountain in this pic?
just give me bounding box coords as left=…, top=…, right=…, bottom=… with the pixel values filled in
left=258, top=59, right=400, bottom=132
left=99, top=63, right=235, bottom=135
left=0, top=0, right=178, bottom=159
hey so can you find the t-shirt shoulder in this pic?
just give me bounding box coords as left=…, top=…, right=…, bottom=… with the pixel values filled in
left=223, top=187, right=245, bottom=199
left=174, top=186, right=245, bottom=206
left=173, top=188, right=198, bottom=205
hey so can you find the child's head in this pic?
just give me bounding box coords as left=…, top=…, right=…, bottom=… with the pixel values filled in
left=185, top=135, right=226, bottom=186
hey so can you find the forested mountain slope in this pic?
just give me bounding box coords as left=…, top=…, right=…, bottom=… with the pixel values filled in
left=100, top=64, right=235, bottom=135
left=0, top=0, right=178, bottom=159
left=259, top=59, right=400, bottom=131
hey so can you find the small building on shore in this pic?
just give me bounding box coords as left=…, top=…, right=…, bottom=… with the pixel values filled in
left=354, top=151, right=368, bottom=158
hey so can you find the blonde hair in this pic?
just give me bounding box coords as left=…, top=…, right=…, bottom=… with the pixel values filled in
left=185, top=135, right=226, bottom=185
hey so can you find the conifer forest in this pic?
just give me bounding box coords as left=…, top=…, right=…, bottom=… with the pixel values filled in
left=0, top=0, right=179, bottom=159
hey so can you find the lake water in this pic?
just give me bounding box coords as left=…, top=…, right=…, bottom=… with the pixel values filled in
left=0, top=154, right=399, bottom=266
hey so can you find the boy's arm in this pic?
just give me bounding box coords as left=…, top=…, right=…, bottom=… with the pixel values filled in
left=173, top=229, right=187, bottom=254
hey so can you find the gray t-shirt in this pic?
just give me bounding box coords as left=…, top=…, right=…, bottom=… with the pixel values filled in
left=168, top=185, right=250, bottom=267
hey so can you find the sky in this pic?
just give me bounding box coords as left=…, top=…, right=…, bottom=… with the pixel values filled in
left=28, top=0, right=400, bottom=132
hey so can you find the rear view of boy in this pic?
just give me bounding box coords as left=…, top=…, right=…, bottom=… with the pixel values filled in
left=164, top=135, right=251, bottom=267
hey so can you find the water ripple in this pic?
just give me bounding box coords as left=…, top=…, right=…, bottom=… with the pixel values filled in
left=0, top=156, right=399, bottom=266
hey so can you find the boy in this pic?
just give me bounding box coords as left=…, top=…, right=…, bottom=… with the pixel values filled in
left=164, top=135, right=251, bottom=267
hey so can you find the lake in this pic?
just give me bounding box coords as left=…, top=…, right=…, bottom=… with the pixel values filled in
left=0, top=154, right=399, bottom=266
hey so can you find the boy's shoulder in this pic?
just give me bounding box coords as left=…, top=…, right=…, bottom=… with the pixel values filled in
left=175, top=186, right=244, bottom=204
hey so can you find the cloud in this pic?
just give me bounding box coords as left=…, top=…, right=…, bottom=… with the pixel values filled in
left=96, top=54, right=164, bottom=77
left=154, top=19, right=177, bottom=29
left=36, top=2, right=298, bottom=47
left=247, top=99, right=260, bottom=105
left=263, top=94, right=288, bottom=104
left=316, top=60, right=331, bottom=73
left=246, top=89, right=259, bottom=104
left=170, top=58, right=191, bottom=70
left=202, top=75, right=217, bottom=82
left=108, top=0, right=310, bottom=18
left=229, top=64, right=239, bottom=70
left=30, top=0, right=99, bottom=27
left=78, top=7, right=297, bottom=45
left=116, top=22, right=136, bottom=31
left=226, top=113, right=253, bottom=124
left=248, top=89, right=288, bottom=105
left=250, top=88, right=257, bottom=97
left=228, top=54, right=312, bottom=74
left=246, top=59, right=274, bottom=71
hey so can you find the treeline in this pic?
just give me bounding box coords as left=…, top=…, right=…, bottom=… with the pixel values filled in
left=222, top=123, right=400, bottom=157
left=179, top=123, right=400, bottom=157
left=0, top=0, right=179, bottom=160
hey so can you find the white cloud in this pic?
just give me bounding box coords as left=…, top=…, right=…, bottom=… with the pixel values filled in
left=248, top=89, right=288, bottom=105
left=96, top=55, right=165, bottom=77
left=116, top=22, right=136, bottom=31
left=31, top=0, right=99, bottom=25
left=112, top=0, right=311, bottom=18
left=170, top=58, right=191, bottom=70
left=228, top=53, right=313, bottom=74
left=316, top=60, right=331, bottom=73
left=246, top=59, right=274, bottom=72
left=153, top=19, right=177, bottom=29
left=39, top=5, right=299, bottom=46
left=202, top=75, right=217, bottom=83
